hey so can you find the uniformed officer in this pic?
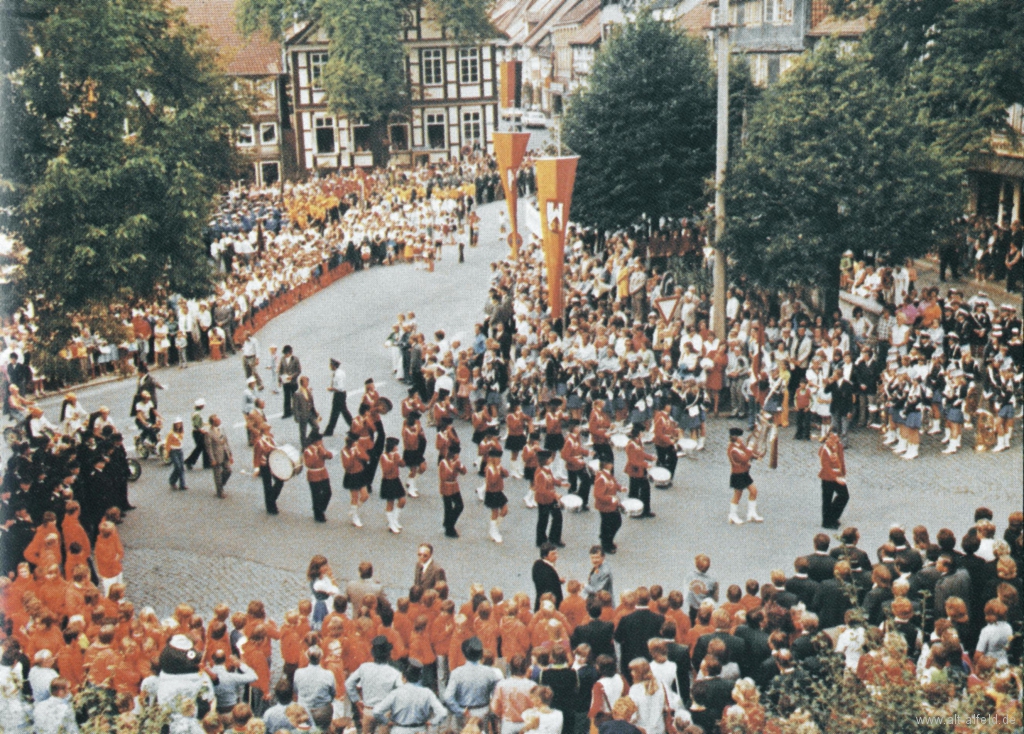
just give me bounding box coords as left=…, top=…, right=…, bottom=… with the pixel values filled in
left=372, top=659, right=448, bottom=734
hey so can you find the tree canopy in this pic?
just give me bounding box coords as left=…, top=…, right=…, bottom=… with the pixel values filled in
left=5, top=0, right=246, bottom=323
left=561, top=12, right=716, bottom=233
left=722, top=43, right=958, bottom=313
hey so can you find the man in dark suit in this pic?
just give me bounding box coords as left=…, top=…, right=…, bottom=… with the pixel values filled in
left=689, top=657, right=735, bottom=733
left=811, top=560, right=855, bottom=629
left=767, top=571, right=799, bottom=610
left=532, top=543, right=564, bottom=610
left=803, top=533, right=836, bottom=583
left=732, top=608, right=771, bottom=673
left=570, top=600, right=614, bottom=659
left=691, top=609, right=749, bottom=676
left=829, top=527, right=873, bottom=574
left=278, top=345, right=302, bottom=419
left=614, top=587, right=664, bottom=678
left=413, top=543, right=446, bottom=592
left=785, top=557, right=820, bottom=608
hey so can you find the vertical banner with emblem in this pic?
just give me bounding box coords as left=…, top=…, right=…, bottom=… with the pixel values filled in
left=499, top=60, right=522, bottom=109
left=492, top=132, right=531, bottom=259
left=535, top=156, right=579, bottom=320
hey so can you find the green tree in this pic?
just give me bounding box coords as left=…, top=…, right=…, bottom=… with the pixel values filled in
left=8, top=0, right=246, bottom=348
left=238, top=0, right=496, bottom=164
left=561, top=12, right=715, bottom=233
left=723, top=43, right=958, bottom=316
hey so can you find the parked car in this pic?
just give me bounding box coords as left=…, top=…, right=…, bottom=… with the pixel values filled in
left=523, top=110, right=548, bottom=128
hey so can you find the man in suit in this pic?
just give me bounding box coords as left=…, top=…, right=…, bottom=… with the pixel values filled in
left=689, top=657, right=735, bottom=733
left=346, top=561, right=387, bottom=606
left=614, top=587, right=664, bottom=678
left=532, top=543, right=564, bottom=610
left=293, top=376, right=319, bottom=447
left=691, top=609, right=749, bottom=676
left=732, top=608, right=771, bottom=673
left=413, top=544, right=446, bottom=592
left=570, top=600, right=614, bottom=660
left=785, top=557, right=820, bottom=608
left=811, top=561, right=855, bottom=629
left=204, top=414, right=233, bottom=499
left=803, top=533, right=836, bottom=583
left=279, top=345, right=302, bottom=419
left=932, top=555, right=971, bottom=620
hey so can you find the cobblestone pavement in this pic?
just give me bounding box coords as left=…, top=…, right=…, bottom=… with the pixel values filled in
left=40, top=202, right=1023, bottom=625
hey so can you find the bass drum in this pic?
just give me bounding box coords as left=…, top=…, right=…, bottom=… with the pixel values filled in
left=269, top=445, right=304, bottom=481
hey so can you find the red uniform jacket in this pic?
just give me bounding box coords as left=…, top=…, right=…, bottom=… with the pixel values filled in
left=624, top=440, right=654, bottom=478
left=818, top=438, right=846, bottom=482
left=303, top=443, right=333, bottom=482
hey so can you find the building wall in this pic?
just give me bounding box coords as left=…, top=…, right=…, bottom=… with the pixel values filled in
left=287, top=8, right=499, bottom=173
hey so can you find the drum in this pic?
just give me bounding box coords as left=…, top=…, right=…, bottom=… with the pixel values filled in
left=677, top=437, right=698, bottom=453
left=621, top=498, right=644, bottom=517
left=649, top=466, right=672, bottom=488
left=269, top=445, right=303, bottom=481
left=587, top=459, right=601, bottom=476
left=561, top=494, right=583, bottom=511
left=611, top=434, right=629, bottom=450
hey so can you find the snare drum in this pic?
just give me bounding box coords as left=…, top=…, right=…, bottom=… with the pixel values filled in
left=621, top=498, right=644, bottom=517
left=611, top=434, right=629, bottom=450
left=561, top=494, right=583, bottom=511
left=269, top=445, right=303, bottom=481
left=649, top=466, right=672, bottom=488
left=677, top=437, right=698, bottom=453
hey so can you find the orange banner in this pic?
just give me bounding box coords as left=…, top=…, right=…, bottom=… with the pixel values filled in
left=535, top=156, right=579, bottom=320
left=499, top=60, right=521, bottom=109
left=493, top=132, right=531, bottom=259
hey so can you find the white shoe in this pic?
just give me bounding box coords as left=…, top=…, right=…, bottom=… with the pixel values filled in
left=942, top=439, right=959, bottom=454
left=941, top=429, right=951, bottom=444
left=747, top=511, right=764, bottom=523
left=927, top=421, right=941, bottom=435
left=902, top=444, right=918, bottom=460
left=351, top=511, right=363, bottom=528
left=489, top=521, right=503, bottom=543
left=393, top=510, right=403, bottom=530
left=993, top=437, right=1007, bottom=453
left=524, top=493, right=537, bottom=509
left=696, top=437, right=705, bottom=451
left=893, top=439, right=907, bottom=454
left=728, top=504, right=744, bottom=525
left=882, top=432, right=896, bottom=445
left=407, top=487, right=419, bottom=498
left=476, top=484, right=486, bottom=502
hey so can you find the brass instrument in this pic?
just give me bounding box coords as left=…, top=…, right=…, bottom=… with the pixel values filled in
left=975, top=408, right=998, bottom=451
left=747, top=410, right=779, bottom=468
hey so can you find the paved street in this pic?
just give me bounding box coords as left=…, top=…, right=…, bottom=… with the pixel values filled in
left=39, top=201, right=1023, bottom=622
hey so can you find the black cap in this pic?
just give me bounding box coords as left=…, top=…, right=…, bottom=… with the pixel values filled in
left=729, top=427, right=744, bottom=437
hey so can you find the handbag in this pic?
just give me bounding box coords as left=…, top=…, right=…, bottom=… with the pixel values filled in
left=662, top=685, right=679, bottom=734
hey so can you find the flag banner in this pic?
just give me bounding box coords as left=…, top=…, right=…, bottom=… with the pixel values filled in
left=535, top=156, right=579, bottom=319
left=493, top=131, right=531, bottom=259
left=499, top=60, right=522, bottom=109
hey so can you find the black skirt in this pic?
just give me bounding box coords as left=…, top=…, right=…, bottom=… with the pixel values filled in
left=403, top=448, right=425, bottom=467
left=544, top=433, right=565, bottom=452
left=524, top=466, right=536, bottom=482
left=471, top=430, right=486, bottom=445
left=505, top=434, right=527, bottom=452
left=484, top=491, right=508, bottom=509
left=380, top=476, right=406, bottom=500
left=729, top=471, right=753, bottom=490
left=343, top=470, right=365, bottom=490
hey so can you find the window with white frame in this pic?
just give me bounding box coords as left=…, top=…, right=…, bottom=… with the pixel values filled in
left=260, top=161, right=280, bottom=186
left=422, top=49, right=444, bottom=85
left=309, top=52, right=328, bottom=89
left=426, top=112, right=446, bottom=149
left=459, top=48, right=479, bottom=84
left=260, top=122, right=278, bottom=144
left=314, top=116, right=336, bottom=154
left=237, top=124, right=254, bottom=146
left=462, top=111, right=482, bottom=148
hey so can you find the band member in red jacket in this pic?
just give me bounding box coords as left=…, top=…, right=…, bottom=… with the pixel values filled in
left=818, top=429, right=848, bottom=529
left=727, top=427, right=763, bottom=525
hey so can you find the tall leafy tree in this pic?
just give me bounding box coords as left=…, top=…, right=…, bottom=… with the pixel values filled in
left=723, top=43, right=958, bottom=315
left=238, top=0, right=495, bottom=163
left=9, top=0, right=246, bottom=339
left=562, top=12, right=715, bottom=233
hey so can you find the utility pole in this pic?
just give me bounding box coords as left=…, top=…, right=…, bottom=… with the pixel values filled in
left=712, top=0, right=729, bottom=341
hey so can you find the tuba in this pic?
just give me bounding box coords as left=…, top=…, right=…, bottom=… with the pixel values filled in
left=975, top=408, right=998, bottom=451
left=747, top=410, right=779, bottom=468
